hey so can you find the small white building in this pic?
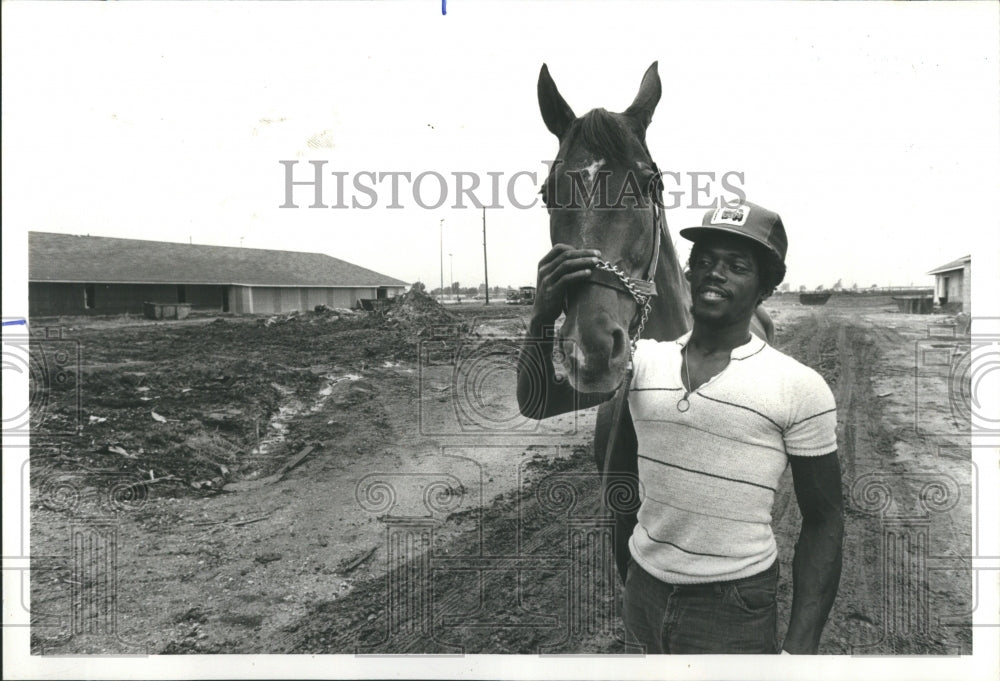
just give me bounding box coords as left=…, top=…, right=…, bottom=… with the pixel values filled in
left=927, top=255, right=971, bottom=312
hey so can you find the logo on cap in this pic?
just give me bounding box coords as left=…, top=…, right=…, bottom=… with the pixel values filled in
left=709, top=205, right=750, bottom=226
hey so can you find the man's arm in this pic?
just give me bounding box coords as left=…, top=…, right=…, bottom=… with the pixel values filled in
left=783, top=450, right=844, bottom=654
left=517, top=244, right=614, bottom=419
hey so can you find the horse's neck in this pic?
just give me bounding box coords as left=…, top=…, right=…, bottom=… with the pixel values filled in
left=646, top=225, right=692, bottom=343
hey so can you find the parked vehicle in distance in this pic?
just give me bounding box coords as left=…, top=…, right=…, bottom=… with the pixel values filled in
left=506, top=286, right=536, bottom=305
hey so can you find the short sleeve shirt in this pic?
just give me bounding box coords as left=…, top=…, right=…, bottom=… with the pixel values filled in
left=627, top=331, right=837, bottom=584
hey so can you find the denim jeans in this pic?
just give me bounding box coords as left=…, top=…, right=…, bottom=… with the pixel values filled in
left=622, top=557, right=780, bottom=654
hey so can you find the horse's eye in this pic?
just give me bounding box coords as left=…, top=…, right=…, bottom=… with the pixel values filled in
left=642, top=169, right=662, bottom=197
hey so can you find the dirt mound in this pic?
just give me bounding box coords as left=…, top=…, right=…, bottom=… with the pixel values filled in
left=385, top=288, right=458, bottom=327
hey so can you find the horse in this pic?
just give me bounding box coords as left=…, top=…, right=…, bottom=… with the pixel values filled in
left=536, top=62, right=775, bottom=581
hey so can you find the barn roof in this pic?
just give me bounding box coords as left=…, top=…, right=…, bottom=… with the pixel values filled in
left=28, top=232, right=408, bottom=288
left=927, top=255, right=971, bottom=276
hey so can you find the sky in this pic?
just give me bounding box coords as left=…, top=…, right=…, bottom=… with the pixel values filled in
left=3, top=2, right=999, bottom=302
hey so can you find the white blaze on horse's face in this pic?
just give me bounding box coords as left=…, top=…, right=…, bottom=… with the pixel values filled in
left=581, top=159, right=605, bottom=186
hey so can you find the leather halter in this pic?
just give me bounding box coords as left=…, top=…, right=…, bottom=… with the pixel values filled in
left=566, top=187, right=664, bottom=350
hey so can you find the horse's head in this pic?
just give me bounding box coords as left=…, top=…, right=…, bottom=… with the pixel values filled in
left=538, top=62, right=663, bottom=393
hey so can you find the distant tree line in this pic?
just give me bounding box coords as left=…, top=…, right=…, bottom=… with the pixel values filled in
left=426, top=283, right=513, bottom=297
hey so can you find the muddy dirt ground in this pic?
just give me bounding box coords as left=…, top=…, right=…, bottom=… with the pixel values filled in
left=28, top=293, right=973, bottom=655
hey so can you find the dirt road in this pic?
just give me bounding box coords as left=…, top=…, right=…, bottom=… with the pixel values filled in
left=768, top=300, right=972, bottom=655
left=28, top=296, right=972, bottom=654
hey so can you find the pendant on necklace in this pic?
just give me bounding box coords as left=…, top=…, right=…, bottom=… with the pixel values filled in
left=677, top=394, right=690, bottom=412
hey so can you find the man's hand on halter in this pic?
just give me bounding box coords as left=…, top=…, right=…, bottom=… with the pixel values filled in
left=519, top=244, right=611, bottom=419
left=532, top=244, right=602, bottom=325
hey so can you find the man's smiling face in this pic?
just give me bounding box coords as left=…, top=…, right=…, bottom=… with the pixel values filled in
left=686, top=234, right=764, bottom=327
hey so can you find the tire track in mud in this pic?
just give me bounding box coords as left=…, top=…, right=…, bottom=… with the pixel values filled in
left=775, top=312, right=902, bottom=652
left=822, top=316, right=885, bottom=653
left=773, top=310, right=971, bottom=654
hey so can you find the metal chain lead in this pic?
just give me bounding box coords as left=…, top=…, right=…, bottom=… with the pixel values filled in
left=593, top=261, right=652, bottom=347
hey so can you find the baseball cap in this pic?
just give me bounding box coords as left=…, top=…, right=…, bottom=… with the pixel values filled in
left=679, top=201, right=787, bottom=263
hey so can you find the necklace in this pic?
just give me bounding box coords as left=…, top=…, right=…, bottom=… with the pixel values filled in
left=677, top=344, right=692, bottom=412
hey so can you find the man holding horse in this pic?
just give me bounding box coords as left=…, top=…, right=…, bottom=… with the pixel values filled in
left=518, top=63, right=842, bottom=654
left=519, top=202, right=843, bottom=654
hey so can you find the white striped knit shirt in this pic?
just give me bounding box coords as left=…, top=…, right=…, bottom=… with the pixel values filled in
left=627, top=330, right=837, bottom=584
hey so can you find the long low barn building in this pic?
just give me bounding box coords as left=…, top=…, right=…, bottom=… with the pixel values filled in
left=29, top=232, right=408, bottom=316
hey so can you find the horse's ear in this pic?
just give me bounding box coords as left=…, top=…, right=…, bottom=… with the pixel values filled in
left=625, top=61, right=662, bottom=130
left=538, top=64, right=576, bottom=140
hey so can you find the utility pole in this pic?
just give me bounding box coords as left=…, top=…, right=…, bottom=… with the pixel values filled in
left=439, top=219, right=444, bottom=302
left=449, top=253, right=454, bottom=299
left=482, top=207, right=490, bottom=305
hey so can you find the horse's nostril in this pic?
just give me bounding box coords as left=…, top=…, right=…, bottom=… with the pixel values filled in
left=610, top=327, right=627, bottom=363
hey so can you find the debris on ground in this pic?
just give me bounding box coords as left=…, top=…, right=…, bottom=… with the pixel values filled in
left=28, top=298, right=974, bottom=655
left=30, top=299, right=516, bottom=496
left=254, top=552, right=283, bottom=565
left=105, top=443, right=136, bottom=458
left=262, top=306, right=364, bottom=327
left=339, top=546, right=378, bottom=575
left=314, top=304, right=359, bottom=318
left=222, top=444, right=318, bottom=492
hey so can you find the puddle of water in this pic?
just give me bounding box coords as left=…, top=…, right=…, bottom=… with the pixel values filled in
left=257, top=374, right=364, bottom=452
left=308, top=374, right=362, bottom=413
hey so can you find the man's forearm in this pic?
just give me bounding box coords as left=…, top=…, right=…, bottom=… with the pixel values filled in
left=783, top=517, right=843, bottom=653
left=516, top=316, right=565, bottom=419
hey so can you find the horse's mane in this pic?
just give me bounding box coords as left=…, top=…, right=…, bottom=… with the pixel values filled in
left=562, top=108, right=649, bottom=164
